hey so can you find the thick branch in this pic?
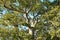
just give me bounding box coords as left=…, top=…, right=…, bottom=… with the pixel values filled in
left=4, top=5, right=26, bottom=13
left=2, top=0, right=26, bottom=13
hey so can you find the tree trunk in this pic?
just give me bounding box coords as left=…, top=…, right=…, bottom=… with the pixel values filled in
left=32, top=29, right=36, bottom=40
left=29, top=27, right=36, bottom=40
left=25, top=11, right=37, bottom=40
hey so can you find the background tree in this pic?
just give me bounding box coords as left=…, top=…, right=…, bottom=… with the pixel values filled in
left=0, top=0, right=60, bottom=40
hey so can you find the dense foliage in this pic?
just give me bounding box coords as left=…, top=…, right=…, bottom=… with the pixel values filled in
left=0, top=0, right=60, bottom=40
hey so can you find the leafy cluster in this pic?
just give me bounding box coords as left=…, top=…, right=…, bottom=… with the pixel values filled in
left=0, top=0, right=60, bottom=40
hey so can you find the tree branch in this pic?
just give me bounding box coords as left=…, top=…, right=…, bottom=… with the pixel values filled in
left=4, top=5, right=25, bottom=13
left=2, top=0, right=26, bottom=13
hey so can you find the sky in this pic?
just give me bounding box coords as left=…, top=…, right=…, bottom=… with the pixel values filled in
left=49, top=0, right=54, bottom=2
left=41, top=0, right=54, bottom=2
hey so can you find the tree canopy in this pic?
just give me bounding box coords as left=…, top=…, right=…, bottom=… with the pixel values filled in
left=0, top=0, right=60, bottom=40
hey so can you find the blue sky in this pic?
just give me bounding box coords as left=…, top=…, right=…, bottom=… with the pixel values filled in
left=49, top=0, right=54, bottom=2
left=41, top=0, right=54, bottom=2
